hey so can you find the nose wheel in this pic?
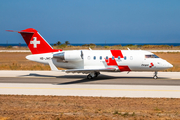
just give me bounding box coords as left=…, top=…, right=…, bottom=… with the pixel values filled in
left=87, top=72, right=100, bottom=79
left=153, top=71, right=158, bottom=79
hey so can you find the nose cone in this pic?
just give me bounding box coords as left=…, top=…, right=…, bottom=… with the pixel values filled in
left=156, top=59, right=173, bottom=70
left=167, top=62, right=173, bottom=68
left=164, top=61, right=173, bottom=69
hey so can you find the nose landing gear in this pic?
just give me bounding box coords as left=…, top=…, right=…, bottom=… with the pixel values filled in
left=153, top=71, right=158, bottom=79
left=87, top=72, right=100, bottom=79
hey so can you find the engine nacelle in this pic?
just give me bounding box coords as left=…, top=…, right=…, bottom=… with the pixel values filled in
left=53, top=51, right=83, bottom=61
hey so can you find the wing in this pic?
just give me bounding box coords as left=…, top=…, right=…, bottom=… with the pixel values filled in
left=63, top=68, right=117, bottom=74
left=47, top=59, right=117, bottom=74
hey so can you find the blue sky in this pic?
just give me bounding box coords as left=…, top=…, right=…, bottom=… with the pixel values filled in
left=0, top=0, right=180, bottom=44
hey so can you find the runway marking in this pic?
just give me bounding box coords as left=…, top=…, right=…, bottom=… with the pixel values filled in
left=0, top=87, right=180, bottom=92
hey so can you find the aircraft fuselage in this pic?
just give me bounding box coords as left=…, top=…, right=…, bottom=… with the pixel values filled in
left=26, top=50, right=173, bottom=72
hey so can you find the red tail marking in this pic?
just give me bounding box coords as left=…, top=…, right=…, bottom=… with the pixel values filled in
left=19, top=28, right=62, bottom=54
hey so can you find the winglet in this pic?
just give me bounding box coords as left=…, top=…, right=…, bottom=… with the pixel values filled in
left=48, top=59, right=59, bottom=71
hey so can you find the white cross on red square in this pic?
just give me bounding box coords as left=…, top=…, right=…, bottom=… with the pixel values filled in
left=30, top=37, right=40, bottom=48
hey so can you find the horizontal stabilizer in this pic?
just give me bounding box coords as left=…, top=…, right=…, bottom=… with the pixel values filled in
left=6, top=30, right=34, bottom=33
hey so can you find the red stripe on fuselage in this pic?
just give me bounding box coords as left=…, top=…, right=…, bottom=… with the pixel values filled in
left=106, top=58, right=117, bottom=66
left=104, top=50, right=131, bottom=71
left=110, top=50, right=124, bottom=58
left=118, top=66, right=131, bottom=71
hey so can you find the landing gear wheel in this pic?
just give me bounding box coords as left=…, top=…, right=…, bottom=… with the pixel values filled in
left=153, top=75, right=158, bottom=79
left=94, top=72, right=100, bottom=77
left=153, top=71, right=158, bottom=79
left=87, top=72, right=100, bottom=79
left=87, top=74, right=93, bottom=79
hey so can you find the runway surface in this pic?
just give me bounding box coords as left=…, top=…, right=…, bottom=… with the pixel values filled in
left=0, top=71, right=180, bottom=98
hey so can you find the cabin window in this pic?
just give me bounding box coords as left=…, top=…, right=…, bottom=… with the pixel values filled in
left=145, top=54, right=159, bottom=58
left=87, top=56, right=91, bottom=60
left=112, top=56, right=114, bottom=60
left=100, top=56, right=102, bottom=60
left=94, top=56, right=96, bottom=60
left=130, top=56, right=133, bottom=60
left=118, top=56, right=120, bottom=60
left=124, top=56, right=127, bottom=60
left=106, top=56, right=108, bottom=60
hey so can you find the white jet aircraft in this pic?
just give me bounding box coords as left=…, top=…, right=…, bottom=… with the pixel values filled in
left=7, top=28, right=173, bottom=79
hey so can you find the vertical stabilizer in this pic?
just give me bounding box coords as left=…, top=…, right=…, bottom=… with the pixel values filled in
left=7, top=28, right=62, bottom=54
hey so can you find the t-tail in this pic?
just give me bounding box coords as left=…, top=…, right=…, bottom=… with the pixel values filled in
left=7, top=28, right=62, bottom=54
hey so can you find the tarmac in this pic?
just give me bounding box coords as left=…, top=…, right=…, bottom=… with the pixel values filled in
left=0, top=70, right=180, bottom=98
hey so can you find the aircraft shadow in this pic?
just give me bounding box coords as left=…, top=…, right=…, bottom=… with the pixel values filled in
left=56, top=75, right=160, bottom=85
left=19, top=73, right=86, bottom=79
left=19, top=73, right=57, bottom=78
left=21, top=73, right=154, bottom=79
left=19, top=73, right=168, bottom=85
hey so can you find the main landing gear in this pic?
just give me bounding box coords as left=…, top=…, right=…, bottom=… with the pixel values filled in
left=87, top=72, right=100, bottom=79
left=153, top=71, right=158, bottom=79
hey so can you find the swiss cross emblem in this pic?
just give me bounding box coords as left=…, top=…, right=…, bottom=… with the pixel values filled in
left=30, top=37, right=40, bottom=48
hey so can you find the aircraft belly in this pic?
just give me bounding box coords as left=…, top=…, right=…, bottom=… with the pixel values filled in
left=55, top=61, right=84, bottom=69
left=84, top=62, right=106, bottom=69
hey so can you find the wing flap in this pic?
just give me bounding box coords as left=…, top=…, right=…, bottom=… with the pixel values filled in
left=63, top=68, right=117, bottom=74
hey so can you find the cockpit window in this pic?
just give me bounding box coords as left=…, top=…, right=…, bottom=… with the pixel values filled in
left=145, top=54, right=159, bottom=58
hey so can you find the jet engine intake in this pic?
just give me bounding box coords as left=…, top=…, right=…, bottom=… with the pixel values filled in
left=53, top=51, right=83, bottom=61
left=53, top=52, right=64, bottom=60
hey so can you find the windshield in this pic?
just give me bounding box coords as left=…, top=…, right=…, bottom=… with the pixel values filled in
left=145, top=54, right=159, bottom=58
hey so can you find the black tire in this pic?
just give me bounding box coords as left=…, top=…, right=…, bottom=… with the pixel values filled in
left=153, top=75, right=158, bottom=79
left=87, top=74, right=92, bottom=79
left=94, top=72, right=100, bottom=77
